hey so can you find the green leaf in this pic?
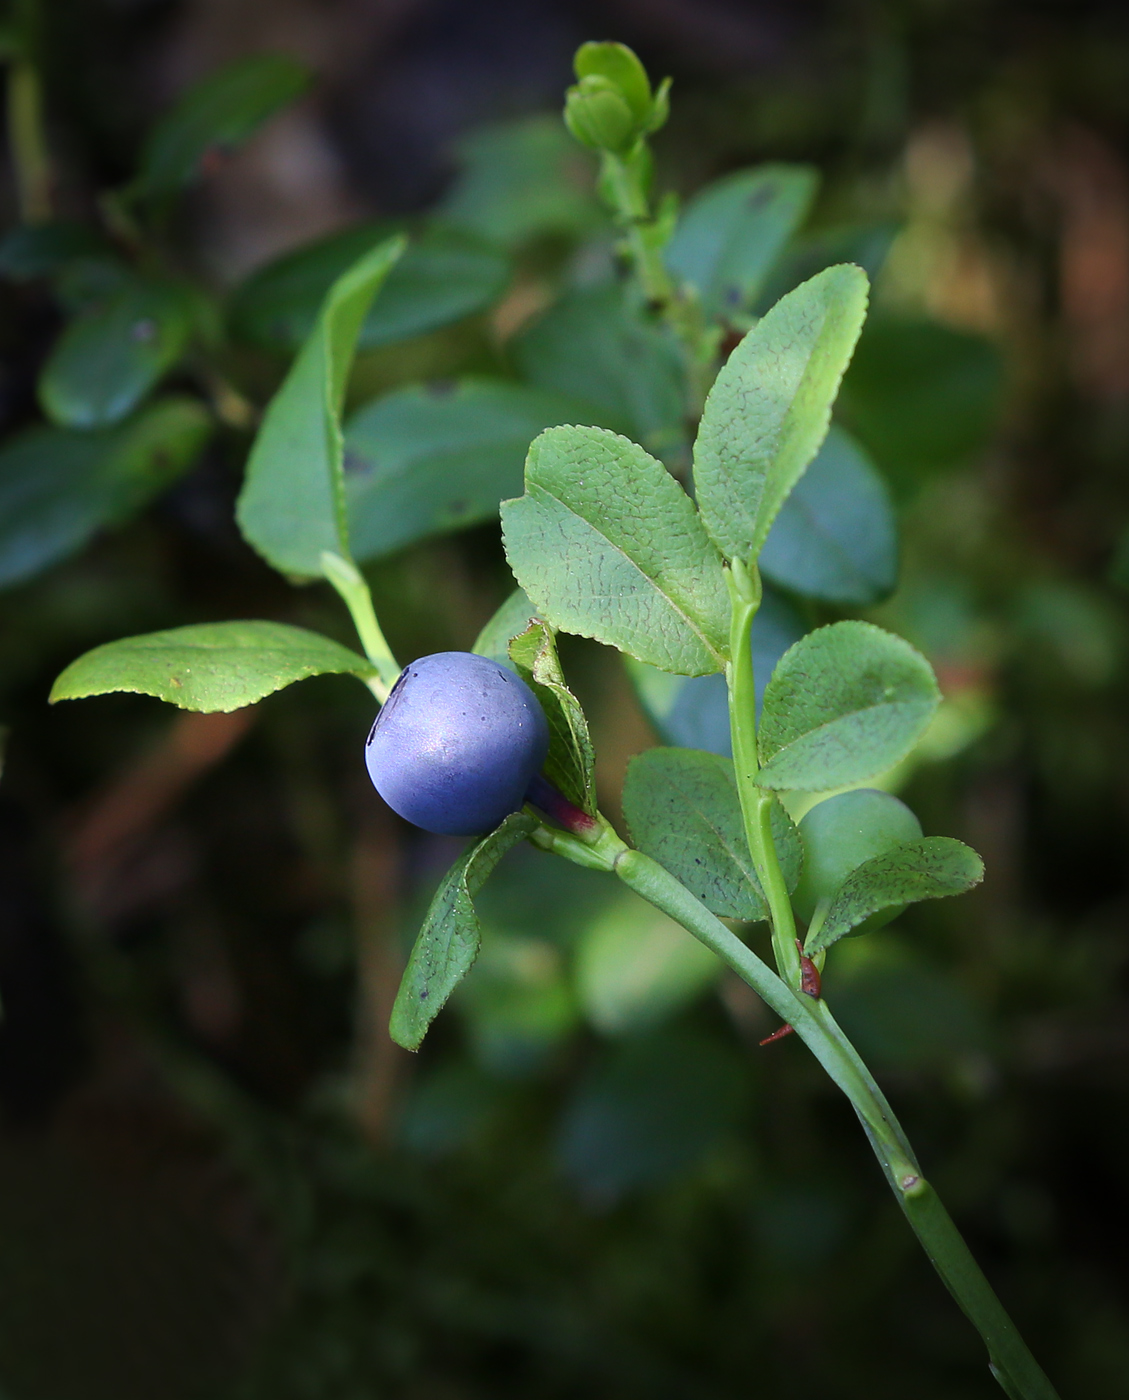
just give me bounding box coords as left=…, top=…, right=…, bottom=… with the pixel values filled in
left=754, top=222, right=898, bottom=315
left=52, top=255, right=132, bottom=314
left=501, top=424, right=729, bottom=676
left=627, top=584, right=804, bottom=755
left=839, top=316, right=1003, bottom=489
left=227, top=223, right=510, bottom=353
left=236, top=235, right=405, bottom=578
left=623, top=747, right=801, bottom=920
left=0, top=397, right=211, bottom=590
left=514, top=284, right=686, bottom=460
left=473, top=588, right=541, bottom=671
left=806, top=837, right=984, bottom=954
left=39, top=277, right=194, bottom=429
left=825, top=952, right=988, bottom=1071
left=439, top=115, right=599, bottom=249
left=133, top=54, right=309, bottom=200
left=473, top=590, right=542, bottom=667
left=759, top=426, right=897, bottom=604
left=693, top=264, right=869, bottom=563
left=389, top=812, right=536, bottom=1051
left=508, top=620, right=595, bottom=813
left=574, top=895, right=721, bottom=1035
left=557, top=1029, right=744, bottom=1203
left=50, top=620, right=374, bottom=712
left=344, top=378, right=579, bottom=561
left=757, top=621, right=940, bottom=790
left=0, top=221, right=109, bottom=281
left=665, top=164, right=819, bottom=317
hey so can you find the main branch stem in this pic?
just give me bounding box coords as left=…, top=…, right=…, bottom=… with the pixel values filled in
left=611, top=845, right=1059, bottom=1400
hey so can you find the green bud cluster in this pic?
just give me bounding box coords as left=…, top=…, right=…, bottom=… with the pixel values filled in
left=563, top=41, right=670, bottom=155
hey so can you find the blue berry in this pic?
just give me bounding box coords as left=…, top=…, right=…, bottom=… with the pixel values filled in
left=364, top=652, right=550, bottom=836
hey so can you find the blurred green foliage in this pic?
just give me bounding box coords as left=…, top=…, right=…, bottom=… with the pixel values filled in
left=2, top=2, right=1129, bottom=1398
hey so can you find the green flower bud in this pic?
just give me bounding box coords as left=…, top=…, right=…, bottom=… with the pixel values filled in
left=564, top=75, right=638, bottom=153
left=574, top=41, right=653, bottom=124
left=564, top=42, right=670, bottom=154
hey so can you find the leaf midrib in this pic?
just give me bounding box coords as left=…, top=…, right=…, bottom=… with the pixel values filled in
left=760, top=692, right=931, bottom=768
left=532, top=480, right=724, bottom=666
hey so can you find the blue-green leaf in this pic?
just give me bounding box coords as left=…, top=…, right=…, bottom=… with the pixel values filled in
left=439, top=115, right=600, bottom=248
left=228, top=223, right=510, bottom=352
left=508, top=619, right=595, bottom=814
left=759, top=425, right=897, bottom=604
left=666, top=164, right=818, bottom=317
left=39, top=278, right=194, bottom=428
left=236, top=235, right=405, bottom=578
left=513, top=284, right=686, bottom=461
left=840, top=316, right=1004, bottom=487
left=344, top=378, right=579, bottom=561
left=0, top=397, right=211, bottom=590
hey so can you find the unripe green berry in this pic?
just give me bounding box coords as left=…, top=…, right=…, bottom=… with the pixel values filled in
left=794, top=789, right=923, bottom=935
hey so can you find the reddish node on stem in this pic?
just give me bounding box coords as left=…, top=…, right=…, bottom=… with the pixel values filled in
left=525, top=773, right=598, bottom=837
left=759, top=1023, right=795, bottom=1047
left=797, top=940, right=822, bottom=999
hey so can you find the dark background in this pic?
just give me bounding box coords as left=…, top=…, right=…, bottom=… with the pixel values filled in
left=3, top=1, right=1129, bottom=1396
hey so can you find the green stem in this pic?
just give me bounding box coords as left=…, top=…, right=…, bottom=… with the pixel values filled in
left=725, top=559, right=803, bottom=990
left=608, top=844, right=1059, bottom=1400
left=320, top=552, right=399, bottom=702
left=598, top=149, right=717, bottom=415
left=6, top=56, right=52, bottom=223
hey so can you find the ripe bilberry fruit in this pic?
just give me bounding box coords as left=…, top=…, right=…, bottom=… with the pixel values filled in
left=364, top=651, right=550, bottom=836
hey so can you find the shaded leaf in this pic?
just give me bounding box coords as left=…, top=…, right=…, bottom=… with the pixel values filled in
left=840, top=315, right=1004, bottom=488
left=0, top=397, right=211, bottom=590
left=439, top=115, right=600, bottom=248
left=389, top=813, right=536, bottom=1051
left=759, top=425, right=897, bottom=604
left=457, top=930, right=578, bottom=1076
left=236, top=235, right=405, bottom=578
left=50, top=620, right=374, bottom=712
left=501, top=424, right=729, bottom=675
left=473, top=587, right=541, bottom=670
left=134, top=54, right=309, bottom=200
left=557, top=1029, right=744, bottom=1203
left=344, top=378, right=579, bottom=561
left=574, top=894, right=721, bottom=1035
left=514, top=284, right=686, bottom=460
left=694, top=265, right=869, bottom=563
left=757, top=621, right=940, bottom=790
left=39, top=277, right=194, bottom=429
left=623, top=747, right=801, bottom=920
left=666, top=164, right=818, bottom=317
left=228, top=223, right=510, bottom=352
left=509, top=621, right=595, bottom=813
left=0, top=221, right=109, bottom=281
left=754, top=222, right=898, bottom=314
left=806, top=836, right=984, bottom=954
left=824, top=953, right=988, bottom=1071
left=626, top=584, right=804, bottom=755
